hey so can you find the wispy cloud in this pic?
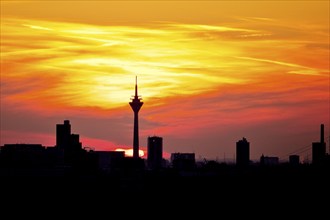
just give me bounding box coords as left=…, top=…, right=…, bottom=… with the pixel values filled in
left=235, top=56, right=328, bottom=76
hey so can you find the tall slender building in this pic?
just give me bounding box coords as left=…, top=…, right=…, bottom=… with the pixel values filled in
left=56, top=120, right=82, bottom=151
left=56, top=120, right=71, bottom=149
left=147, top=136, right=163, bottom=170
left=55, top=120, right=82, bottom=165
left=129, top=76, right=143, bottom=158
left=236, top=137, right=250, bottom=166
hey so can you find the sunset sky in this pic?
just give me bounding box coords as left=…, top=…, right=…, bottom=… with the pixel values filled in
left=1, top=1, right=329, bottom=161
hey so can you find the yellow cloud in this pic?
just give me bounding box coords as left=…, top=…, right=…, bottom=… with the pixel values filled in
left=1, top=17, right=329, bottom=113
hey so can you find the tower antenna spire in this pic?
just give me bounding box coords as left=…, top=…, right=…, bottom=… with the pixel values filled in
left=135, top=75, right=138, bottom=97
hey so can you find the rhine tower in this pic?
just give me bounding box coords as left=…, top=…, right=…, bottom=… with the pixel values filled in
left=129, top=76, right=143, bottom=158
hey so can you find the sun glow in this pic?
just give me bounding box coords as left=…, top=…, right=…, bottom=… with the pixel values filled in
left=115, top=148, right=145, bottom=157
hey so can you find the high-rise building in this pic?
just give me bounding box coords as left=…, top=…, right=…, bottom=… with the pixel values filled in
left=56, top=120, right=81, bottom=149
left=236, top=137, right=250, bottom=166
left=56, top=120, right=71, bottom=149
left=147, top=136, right=163, bottom=170
left=55, top=120, right=82, bottom=164
left=312, top=124, right=326, bottom=164
left=129, top=77, right=143, bottom=159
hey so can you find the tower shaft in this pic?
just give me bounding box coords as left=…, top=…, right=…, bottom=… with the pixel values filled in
left=133, top=112, right=139, bottom=158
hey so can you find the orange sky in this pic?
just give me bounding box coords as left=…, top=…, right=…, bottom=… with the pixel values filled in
left=1, top=1, right=329, bottom=161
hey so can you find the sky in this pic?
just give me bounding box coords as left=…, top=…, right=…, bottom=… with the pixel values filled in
left=1, top=1, right=329, bottom=162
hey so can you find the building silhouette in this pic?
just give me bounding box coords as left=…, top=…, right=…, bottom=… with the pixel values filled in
left=147, top=136, right=163, bottom=170
left=94, top=151, right=125, bottom=173
left=236, top=137, right=250, bottom=166
left=171, top=153, right=195, bottom=170
left=129, top=76, right=143, bottom=159
left=56, top=119, right=71, bottom=149
left=260, top=155, right=279, bottom=166
left=289, top=155, right=300, bottom=166
left=0, top=144, right=46, bottom=168
left=56, top=120, right=82, bottom=165
left=312, top=124, right=326, bottom=164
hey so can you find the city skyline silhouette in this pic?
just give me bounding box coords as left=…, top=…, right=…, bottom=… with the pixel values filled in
left=1, top=117, right=329, bottom=208
left=0, top=1, right=330, bottom=162
left=1, top=1, right=329, bottom=162
left=1, top=76, right=328, bottom=204
left=1, top=1, right=329, bottom=214
left=1, top=73, right=328, bottom=168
